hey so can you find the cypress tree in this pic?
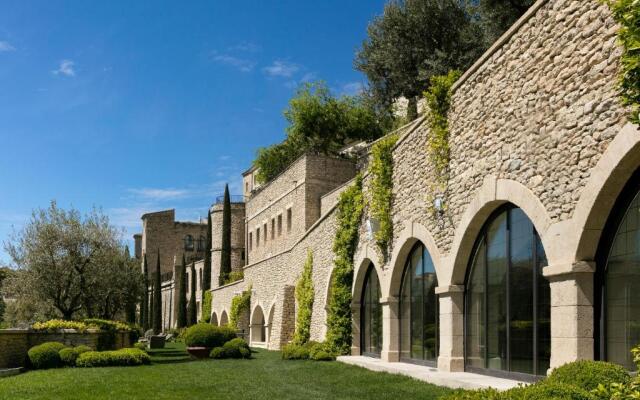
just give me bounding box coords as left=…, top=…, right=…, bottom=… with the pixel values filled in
left=177, top=254, right=188, bottom=328
left=187, top=262, right=197, bottom=325
left=219, top=184, right=232, bottom=285
left=202, top=210, right=212, bottom=298
left=141, top=254, right=149, bottom=330
left=152, top=249, right=162, bottom=334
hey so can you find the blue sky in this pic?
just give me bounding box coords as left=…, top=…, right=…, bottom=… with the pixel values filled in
left=0, top=0, right=387, bottom=263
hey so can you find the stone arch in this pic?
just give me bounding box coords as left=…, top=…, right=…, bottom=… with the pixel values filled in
left=448, top=177, right=554, bottom=286
left=211, top=312, right=219, bottom=326
left=352, top=244, right=385, bottom=301
left=219, top=310, right=229, bottom=326
left=250, top=305, right=266, bottom=343
left=266, top=303, right=275, bottom=347
left=387, top=220, right=443, bottom=298
left=569, top=123, right=640, bottom=263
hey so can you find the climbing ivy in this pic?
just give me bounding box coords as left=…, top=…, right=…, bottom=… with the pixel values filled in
left=230, top=285, right=252, bottom=329
left=326, top=174, right=364, bottom=355
left=293, top=249, right=314, bottom=345
left=368, top=134, right=398, bottom=260
left=201, top=291, right=212, bottom=324
left=423, top=70, right=461, bottom=215
left=603, top=0, right=639, bottom=124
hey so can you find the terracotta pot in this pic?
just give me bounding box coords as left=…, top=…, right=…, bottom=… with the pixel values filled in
left=187, top=347, right=210, bottom=359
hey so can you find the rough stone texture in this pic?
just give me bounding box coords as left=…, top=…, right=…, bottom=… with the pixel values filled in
left=210, top=201, right=246, bottom=290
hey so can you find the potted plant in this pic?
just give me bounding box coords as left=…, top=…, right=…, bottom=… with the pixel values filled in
left=183, top=324, right=236, bottom=359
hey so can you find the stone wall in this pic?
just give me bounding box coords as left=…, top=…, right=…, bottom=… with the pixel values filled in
left=211, top=202, right=246, bottom=290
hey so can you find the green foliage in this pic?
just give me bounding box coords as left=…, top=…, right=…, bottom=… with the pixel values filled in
left=210, top=338, right=251, bottom=359
left=59, top=346, right=91, bottom=367
left=326, top=175, right=364, bottom=355
left=585, top=344, right=640, bottom=399
left=230, top=286, right=251, bottom=329
left=153, top=249, right=162, bottom=334
left=141, top=254, right=149, bottom=330
left=548, top=360, right=630, bottom=394
left=293, top=250, right=314, bottom=345
left=220, top=184, right=232, bottom=285
left=209, top=347, right=226, bottom=359
left=32, top=319, right=89, bottom=332
left=442, top=388, right=501, bottom=400
left=355, top=0, right=483, bottom=119
left=28, top=342, right=67, bottom=369
left=177, top=254, right=187, bottom=328
left=282, top=341, right=335, bottom=361
left=423, top=70, right=461, bottom=214
left=223, top=271, right=244, bottom=285
left=368, top=134, right=398, bottom=259
left=201, top=291, right=212, bottom=324
left=187, top=263, right=197, bottom=326
left=203, top=211, right=212, bottom=291
left=183, top=323, right=236, bottom=348
left=133, top=342, right=147, bottom=351
left=254, top=82, right=382, bottom=183
left=470, top=0, right=535, bottom=47
left=603, top=0, right=640, bottom=124
left=443, top=382, right=595, bottom=400
left=76, top=348, right=150, bottom=368
left=83, top=318, right=131, bottom=332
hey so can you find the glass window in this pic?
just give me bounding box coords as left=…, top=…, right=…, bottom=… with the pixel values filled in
left=263, top=223, right=267, bottom=243
left=287, top=209, right=292, bottom=232
left=361, top=263, right=382, bottom=357
left=184, top=235, right=194, bottom=251
left=256, top=228, right=260, bottom=247
left=278, top=214, right=283, bottom=236
left=465, top=205, right=550, bottom=377
left=271, top=219, right=275, bottom=240
left=399, top=242, right=439, bottom=364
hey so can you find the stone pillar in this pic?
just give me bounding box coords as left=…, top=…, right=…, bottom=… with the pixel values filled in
left=381, top=296, right=400, bottom=362
left=543, top=261, right=596, bottom=370
left=436, top=285, right=465, bottom=372
left=351, top=301, right=361, bottom=356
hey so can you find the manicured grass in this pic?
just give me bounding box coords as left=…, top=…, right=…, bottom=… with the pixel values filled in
left=0, top=344, right=453, bottom=400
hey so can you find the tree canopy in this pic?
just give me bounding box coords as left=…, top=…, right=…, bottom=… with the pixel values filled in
left=254, top=82, right=383, bottom=183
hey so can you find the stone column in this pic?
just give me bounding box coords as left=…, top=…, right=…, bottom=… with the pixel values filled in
left=436, top=285, right=465, bottom=372
left=381, top=296, right=400, bottom=362
left=351, top=301, right=361, bottom=356
left=543, top=261, right=595, bottom=370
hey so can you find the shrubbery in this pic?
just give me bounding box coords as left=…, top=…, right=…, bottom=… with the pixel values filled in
left=32, top=320, right=88, bottom=332
left=183, top=323, right=236, bottom=348
left=28, top=342, right=67, bottom=369
left=548, top=360, right=630, bottom=394
left=282, top=341, right=335, bottom=361
left=76, top=348, right=150, bottom=368
left=133, top=342, right=147, bottom=351
left=59, top=345, right=91, bottom=366
left=210, top=338, right=251, bottom=359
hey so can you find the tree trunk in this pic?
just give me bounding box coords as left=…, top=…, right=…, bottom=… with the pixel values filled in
left=407, top=96, right=418, bottom=121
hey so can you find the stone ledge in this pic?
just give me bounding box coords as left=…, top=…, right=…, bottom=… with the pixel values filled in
left=543, top=261, right=596, bottom=278
left=435, top=285, right=465, bottom=295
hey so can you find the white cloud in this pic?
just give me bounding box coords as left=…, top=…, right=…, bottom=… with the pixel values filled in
left=263, top=60, right=299, bottom=78
left=0, top=41, right=15, bottom=52
left=127, top=188, right=190, bottom=201
left=229, top=42, right=261, bottom=53
left=341, top=81, right=364, bottom=96
left=53, top=59, right=76, bottom=77
left=211, top=52, right=255, bottom=72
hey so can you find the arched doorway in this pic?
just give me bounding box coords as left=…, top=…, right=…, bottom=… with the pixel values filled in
left=596, top=167, right=640, bottom=369
left=211, top=312, right=219, bottom=326
left=465, top=205, right=550, bottom=378
left=399, top=242, right=439, bottom=365
left=220, top=311, right=229, bottom=326
left=251, top=306, right=266, bottom=343
left=361, top=263, right=382, bottom=357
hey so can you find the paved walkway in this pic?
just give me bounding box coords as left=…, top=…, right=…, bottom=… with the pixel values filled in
left=337, top=356, right=524, bottom=391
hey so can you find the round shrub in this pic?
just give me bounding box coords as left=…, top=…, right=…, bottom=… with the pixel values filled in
left=133, top=342, right=147, bottom=351
left=513, top=382, right=596, bottom=400
left=308, top=342, right=335, bottom=361
left=74, top=345, right=92, bottom=354
left=548, top=360, right=631, bottom=393
left=28, top=342, right=67, bottom=369
left=281, top=343, right=310, bottom=360
left=310, top=350, right=334, bottom=361
left=59, top=348, right=79, bottom=366
left=222, top=338, right=251, bottom=359
left=183, top=324, right=236, bottom=348
left=210, top=347, right=226, bottom=359
left=441, top=388, right=501, bottom=400
left=76, top=348, right=150, bottom=368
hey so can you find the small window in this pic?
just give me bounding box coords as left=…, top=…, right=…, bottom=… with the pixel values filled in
left=249, top=232, right=253, bottom=251
left=184, top=235, right=194, bottom=251
left=245, top=182, right=249, bottom=192
left=263, top=223, right=267, bottom=243
left=197, top=235, right=206, bottom=251
left=256, top=228, right=260, bottom=247
left=277, top=214, right=283, bottom=236
left=199, top=269, right=203, bottom=290
left=271, top=218, right=275, bottom=240
left=241, top=250, right=245, bottom=261
left=186, top=270, right=190, bottom=293
left=287, top=208, right=292, bottom=233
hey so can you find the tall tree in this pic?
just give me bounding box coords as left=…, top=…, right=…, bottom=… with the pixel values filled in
left=141, top=254, right=149, bottom=330
left=123, top=246, right=139, bottom=324
left=219, top=184, right=232, bottom=286
left=474, top=0, right=534, bottom=46
left=176, top=254, right=188, bottom=328
left=152, top=249, right=162, bottom=334
left=203, top=211, right=212, bottom=291
left=187, top=262, right=197, bottom=325
left=355, top=0, right=484, bottom=119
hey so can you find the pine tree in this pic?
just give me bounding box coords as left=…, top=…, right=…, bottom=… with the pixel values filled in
left=123, top=246, right=137, bottom=324
left=187, top=262, right=197, bottom=325
left=177, top=254, right=188, bottom=328
left=141, top=254, right=149, bottom=330
left=152, top=249, right=162, bottom=334
left=219, top=184, right=232, bottom=285
left=201, top=210, right=212, bottom=320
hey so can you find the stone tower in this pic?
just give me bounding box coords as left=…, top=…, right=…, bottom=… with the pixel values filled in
left=210, top=197, right=246, bottom=289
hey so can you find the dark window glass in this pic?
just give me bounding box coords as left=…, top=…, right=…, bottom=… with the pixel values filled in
left=361, top=264, right=382, bottom=357
left=184, top=235, right=194, bottom=251
left=465, top=206, right=550, bottom=377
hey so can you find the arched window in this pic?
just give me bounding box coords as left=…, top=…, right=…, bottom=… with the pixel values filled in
left=251, top=306, right=266, bottom=343
left=361, top=263, right=382, bottom=357
left=184, top=235, right=194, bottom=251
left=399, top=242, right=439, bottom=365
left=465, top=205, right=550, bottom=378
left=597, top=168, right=640, bottom=369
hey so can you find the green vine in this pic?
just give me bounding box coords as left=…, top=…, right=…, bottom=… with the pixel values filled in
left=423, top=70, right=461, bottom=215
left=230, top=285, right=252, bottom=329
left=326, top=174, right=364, bottom=355
left=368, top=134, right=398, bottom=260
left=603, top=0, right=639, bottom=124
left=201, top=291, right=212, bottom=324
left=293, top=249, right=314, bottom=345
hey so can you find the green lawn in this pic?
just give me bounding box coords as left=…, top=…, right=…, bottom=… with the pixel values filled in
left=0, top=343, right=453, bottom=400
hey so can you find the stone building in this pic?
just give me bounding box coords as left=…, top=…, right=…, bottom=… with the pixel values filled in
left=205, top=0, right=640, bottom=383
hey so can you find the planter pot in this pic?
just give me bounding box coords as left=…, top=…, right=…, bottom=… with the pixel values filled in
left=187, top=347, right=210, bottom=359
left=149, top=335, right=166, bottom=349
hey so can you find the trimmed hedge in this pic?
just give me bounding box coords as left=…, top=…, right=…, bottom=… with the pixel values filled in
left=28, top=342, right=67, bottom=369
left=210, top=338, right=251, bottom=359
left=76, top=348, right=150, bottom=368
left=548, top=360, right=630, bottom=393
left=282, top=341, right=335, bottom=361
left=59, top=345, right=91, bottom=366
left=133, top=342, right=147, bottom=351
left=183, top=323, right=236, bottom=348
